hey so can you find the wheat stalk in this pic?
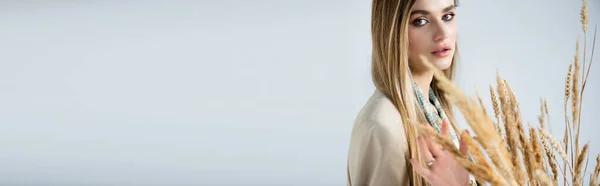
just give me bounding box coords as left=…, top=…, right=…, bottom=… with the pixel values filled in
left=565, top=57, right=575, bottom=185
left=583, top=25, right=597, bottom=90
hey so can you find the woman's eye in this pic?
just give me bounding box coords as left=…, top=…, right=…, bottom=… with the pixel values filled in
left=442, top=13, right=455, bottom=21
left=412, top=19, right=428, bottom=26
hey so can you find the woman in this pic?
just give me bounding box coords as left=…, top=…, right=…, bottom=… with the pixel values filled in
left=346, top=0, right=477, bottom=185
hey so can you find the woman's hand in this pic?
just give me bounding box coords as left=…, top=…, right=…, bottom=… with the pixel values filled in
left=409, top=119, right=471, bottom=186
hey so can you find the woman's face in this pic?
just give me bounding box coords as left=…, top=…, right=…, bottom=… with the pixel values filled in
left=407, top=0, right=457, bottom=73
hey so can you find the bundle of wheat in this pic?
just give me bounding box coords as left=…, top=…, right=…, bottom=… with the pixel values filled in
left=415, top=1, right=597, bottom=185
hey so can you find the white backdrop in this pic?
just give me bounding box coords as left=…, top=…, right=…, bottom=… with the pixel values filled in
left=0, top=0, right=598, bottom=185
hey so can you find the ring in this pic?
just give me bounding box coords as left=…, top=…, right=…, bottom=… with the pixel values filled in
left=425, top=158, right=435, bottom=167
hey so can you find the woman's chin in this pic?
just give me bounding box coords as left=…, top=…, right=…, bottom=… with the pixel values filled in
left=431, top=58, right=453, bottom=70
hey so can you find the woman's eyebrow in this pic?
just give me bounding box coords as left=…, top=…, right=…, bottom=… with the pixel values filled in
left=410, top=5, right=456, bottom=16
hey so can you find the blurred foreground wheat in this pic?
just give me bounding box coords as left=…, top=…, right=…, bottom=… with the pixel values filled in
left=418, top=1, right=597, bottom=185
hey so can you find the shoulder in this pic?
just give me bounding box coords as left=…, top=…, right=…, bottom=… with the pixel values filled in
left=346, top=89, right=411, bottom=186
left=347, top=89, right=409, bottom=157
left=351, top=89, right=405, bottom=137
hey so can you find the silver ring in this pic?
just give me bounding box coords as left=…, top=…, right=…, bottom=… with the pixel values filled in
left=425, top=158, right=435, bottom=167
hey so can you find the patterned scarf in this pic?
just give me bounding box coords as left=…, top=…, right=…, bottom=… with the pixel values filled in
left=412, top=82, right=460, bottom=147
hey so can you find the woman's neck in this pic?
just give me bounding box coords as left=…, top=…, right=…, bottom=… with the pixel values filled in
left=412, top=70, right=435, bottom=101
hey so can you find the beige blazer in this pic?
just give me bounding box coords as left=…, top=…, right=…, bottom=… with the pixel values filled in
left=347, top=89, right=411, bottom=186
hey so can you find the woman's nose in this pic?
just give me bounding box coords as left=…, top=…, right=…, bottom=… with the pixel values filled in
left=433, top=24, right=450, bottom=42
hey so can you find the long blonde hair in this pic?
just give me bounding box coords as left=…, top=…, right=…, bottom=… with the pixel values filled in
left=370, top=0, right=459, bottom=185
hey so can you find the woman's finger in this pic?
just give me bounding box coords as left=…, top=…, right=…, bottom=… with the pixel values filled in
left=441, top=119, right=451, bottom=139
left=422, top=122, right=444, bottom=157
left=423, top=121, right=435, bottom=131
left=426, top=135, right=444, bottom=157
left=418, top=136, right=435, bottom=163
left=410, top=158, right=431, bottom=179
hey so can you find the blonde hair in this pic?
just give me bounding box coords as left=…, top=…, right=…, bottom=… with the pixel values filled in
left=370, top=0, right=459, bottom=185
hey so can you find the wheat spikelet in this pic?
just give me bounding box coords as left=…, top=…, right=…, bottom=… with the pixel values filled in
left=537, top=105, right=554, bottom=178
left=497, top=79, right=523, bottom=184
left=525, top=142, right=537, bottom=185
left=490, top=85, right=503, bottom=138
left=461, top=130, right=487, bottom=166
left=476, top=90, right=488, bottom=118
left=571, top=35, right=588, bottom=186
left=472, top=133, right=518, bottom=185
left=582, top=151, right=591, bottom=186
left=539, top=99, right=549, bottom=132
left=538, top=110, right=545, bottom=132
left=459, top=158, right=506, bottom=186
left=573, top=38, right=582, bottom=159
left=544, top=100, right=550, bottom=118
left=496, top=77, right=516, bottom=147
left=581, top=1, right=588, bottom=32
left=573, top=143, right=588, bottom=186
left=539, top=100, right=547, bottom=137
left=504, top=81, right=528, bottom=184
left=541, top=129, right=575, bottom=176
left=590, top=155, right=600, bottom=186
left=530, top=125, right=544, bottom=173
left=520, top=125, right=535, bottom=184
left=459, top=130, right=502, bottom=185
left=472, top=131, right=517, bottom=185
left=566, top=64, right=573, bottom=102
left=535, top=169, right=556, bottom=186
left=572, top=37, right=580, bottom=121
left=522, top=124, right=538, bottom=186
left=542, top=133, right=559, bottom=181
left=505, top=81, right=527, bottom=151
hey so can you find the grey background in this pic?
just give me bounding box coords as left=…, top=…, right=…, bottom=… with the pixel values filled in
left=0, top=0, right=598, bottom=185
